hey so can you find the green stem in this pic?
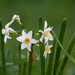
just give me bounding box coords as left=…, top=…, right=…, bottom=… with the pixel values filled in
left=0, top=19, right=6, bottom=75
left=54, top=18, right=67, bottom=73
left=23, top=62, right=27, bottom=75
left=46, top=37, right=56, bottom=75
left=56, top=32, right=75, bottom=75
left=18, top=43, right=21, bottom=75
left=39, top=17, right=45, bottom=75
left=27, top=45, right=33, bottom=75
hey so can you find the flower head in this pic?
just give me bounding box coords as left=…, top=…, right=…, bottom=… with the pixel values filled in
left=16, top=30, right=38, bottom=52
left=2, top=25, right=14, bottom=43
left=39, top=21, right=53, bottom=43
left=43, top=43, right=53, bottom=58
left=13, top=14, right=22, bottom=25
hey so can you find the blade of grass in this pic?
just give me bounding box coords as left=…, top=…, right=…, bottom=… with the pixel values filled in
left=18, top=42, right=21, bottom=75
left=39, top=17, right=45, bottom=75
left=54, top=18, right=67, bottom=73
left=0, top=19, right=6, bottom=75
left=22, top=62, right=27, bottom=75
left=56, top=32, right=75, bottom=75
left=46, top=37, right=56, bottom=75
left=52, top=30, right=75, bottom=63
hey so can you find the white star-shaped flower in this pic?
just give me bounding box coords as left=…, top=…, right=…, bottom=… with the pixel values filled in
left=39, top=21, right=53, bottom=44
left=43, top=43, right=53, bottom=58
left=2, top=25, right=14, bottom=43
left=16, top=30, right=38, bottom=52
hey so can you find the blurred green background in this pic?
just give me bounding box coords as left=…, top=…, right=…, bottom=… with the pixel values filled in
left=0, top=0, right=75, bottom=75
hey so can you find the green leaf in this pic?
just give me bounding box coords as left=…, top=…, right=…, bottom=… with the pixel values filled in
left=39, top=17, right=45, bottom=75
left=52, top=30, right=75, bottom=64
left=56, top=32, right=75, bottom=75
left=54, top=18, right=67, bottom=72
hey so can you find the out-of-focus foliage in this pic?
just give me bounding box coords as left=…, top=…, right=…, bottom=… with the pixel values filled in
left=0, top=0, right=75, bottom=75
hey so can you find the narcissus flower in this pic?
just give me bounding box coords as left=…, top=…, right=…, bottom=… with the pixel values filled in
left=43, top=44, right=53, bottom=58
left=13, top=14, right=22, bottom=25
left=16, top=30, right=38, bottom=52
left=39, top=21, right=53, bottom=43
left=2, top=24, right=14, bottom=43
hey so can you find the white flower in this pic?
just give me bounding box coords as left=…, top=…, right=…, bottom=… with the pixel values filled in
left=39, top=21, right=53, bottom=44
left=16, top=30, right=38, bottom=52
left=2, top=25, right=14, bottom=43
left=43, top=43, right=53, bottom=58
left=13, top=14, right=22, bottom=25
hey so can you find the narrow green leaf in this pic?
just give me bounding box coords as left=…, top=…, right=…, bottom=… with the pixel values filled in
left=18, top=42, right=21, bottom=75
left=27, top=45, right=33, bottom=75
left=39, top=17, right=45, bottom=75
left=54, top=18, right=67, bottom=72
left=52, top=30, right=75, bottom=64
left=0, top=19, right=6, bottom=75
left=46, top=37, right=56, bottom=75
left=22, top=62, right=27, bottom=75
left=56, top=32, right=75, bottom=75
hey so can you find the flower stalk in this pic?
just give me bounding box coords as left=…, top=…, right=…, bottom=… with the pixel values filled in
left=0, top=19, right=6, bottom=75
left=39, top=17, right=45, bottom=75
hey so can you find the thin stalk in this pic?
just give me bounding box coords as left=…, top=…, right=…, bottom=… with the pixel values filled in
left=18, top=43, right=21, bottom=75
left=39, top=17, right=45, bottom=75
left=54, top=18, right=67, bottom=73
left=52, top=30, right=75, bottom=64
left=0, top=19, right=6, bottom=75
left=56, top=32, right=75, bottom=75
left=23, top=62, right=27, bottom=75
left=46, top=37, right=56, bottom=75
left=27, top=45, right=33, bottom=75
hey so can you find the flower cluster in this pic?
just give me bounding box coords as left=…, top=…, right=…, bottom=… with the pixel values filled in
left=39, top=21, right=53, bottom=58
left=2, top=14, right=53, bottom=58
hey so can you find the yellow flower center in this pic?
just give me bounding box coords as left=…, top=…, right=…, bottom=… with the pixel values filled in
left=24, top=38, right=30, bottom=44
left=44, top=31, right=50, bottom=36
left=46, top=47, right=50, bottom=52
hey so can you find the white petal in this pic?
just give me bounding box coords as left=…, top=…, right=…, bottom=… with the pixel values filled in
left=45, top=27, right=53, bottom=32
left=39, top=30, right=44, bottom=34
left=5, top=20, right=14, bottom=29
left=8, top=28, right=14, bottom=31
left=4, top=35, right=7, bottom=43
left=30, top=38, right=38, bottom=44
left=6, top=35, right=11, bottom=39
left=49, top=34, right=53, bottom=41
left=48, top=45, right=53, bottom=48
left=21, top=42, right=27, bottom=50
left=16, top=36, right=24, bottom=42
left=12, top=14, right=19, bottom=20
left=27, top=43, right=31, bottom=52
left=40, top=34, right=44, bottom=42
left=4, top=35, right=11, bottom=43
left=27, top=31, right=32, bottom=39
left=22, top=30, right=27, bottom=38
left=44, top=21, right=47, bottom=30
left=44, top=36, right=48, bottom=44
left=48, top=50, right=51, bottom=53
left=43, top=51, right=47, bottom=58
